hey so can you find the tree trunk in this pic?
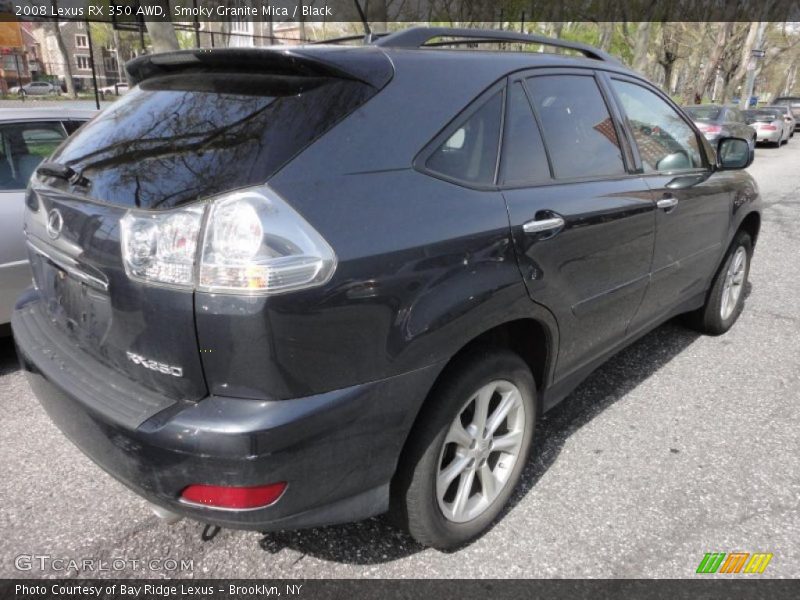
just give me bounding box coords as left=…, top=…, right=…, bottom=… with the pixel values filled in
left=142, top=1, right=179, bottom=53
left=726, top=22, right=760, bottom=104
left=632, top=22, right=652, bottom=73
left=47, top=4, right=76, bottom=98
left=598, top=22, right=614, bottom=52
left=297, top=1, right=306, bottom=42
left=692, top=22, right=733, bottom=103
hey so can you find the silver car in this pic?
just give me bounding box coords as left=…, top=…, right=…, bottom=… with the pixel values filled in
left=745, top=107, right=792, bottom=146
left=0, top=108, right=95, bottom=326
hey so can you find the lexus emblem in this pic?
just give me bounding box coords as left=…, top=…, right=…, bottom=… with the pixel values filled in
left=46, top=209, right=63, bottom=240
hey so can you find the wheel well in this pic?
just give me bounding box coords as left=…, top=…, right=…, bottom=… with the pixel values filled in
left=445, top=319, right=549, bottom=391
left=739, top=211, right=761, bottom=247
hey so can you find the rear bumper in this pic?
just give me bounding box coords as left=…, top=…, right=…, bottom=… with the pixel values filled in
left=12, top=294, right=441, bottom=531
left=755, top=130, right=782, bottom=142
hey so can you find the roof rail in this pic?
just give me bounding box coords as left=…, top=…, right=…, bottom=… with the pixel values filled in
left=373, top=27, right=619, bottom=64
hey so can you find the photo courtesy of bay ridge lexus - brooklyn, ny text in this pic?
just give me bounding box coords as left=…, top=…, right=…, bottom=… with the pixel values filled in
left=0, top=0, right=799, bottom=598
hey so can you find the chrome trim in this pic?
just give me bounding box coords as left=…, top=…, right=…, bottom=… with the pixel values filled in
left=26, top=237, right=109, bottom=291
left=0, top=259, right=28, bottom=269
left=656, top=197, right=679, bottom=210
left=523, top=216, right=566, bottom=234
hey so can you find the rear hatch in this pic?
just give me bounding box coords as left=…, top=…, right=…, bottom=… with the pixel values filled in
left=23, top=47, right=391, bottom=404
left=747, top=109, right=782, bottom=130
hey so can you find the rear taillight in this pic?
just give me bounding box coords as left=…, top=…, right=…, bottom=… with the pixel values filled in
left=120, top=186, right=336, bottom=294
left=180, top=483, right=287, bottom=509
left=761, top=124, right=778, bottom=130
left=697, top=124, right=722, bottom=134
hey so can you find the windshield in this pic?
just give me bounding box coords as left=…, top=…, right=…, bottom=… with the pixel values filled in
left=683, top=106, right=722, bottom=121
left=51, top=74, right=375, bottom=209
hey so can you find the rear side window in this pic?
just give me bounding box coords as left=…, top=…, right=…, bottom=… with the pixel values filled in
left=610, top=80, right=703, bottom=172
left=499, top=82, right=550, bottom=186
left=525, top=75, right=626, bottom=179
left=52, top=75, right=376, bottom=209
left=425, top=91, right=503, bottom=185
left=0, top=121, right=67, bottom=191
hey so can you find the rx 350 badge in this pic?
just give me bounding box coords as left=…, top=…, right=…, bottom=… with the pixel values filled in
left=126, top=352, right=183, bottom=377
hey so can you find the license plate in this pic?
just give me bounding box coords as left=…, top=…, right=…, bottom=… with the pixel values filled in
left=33, top=254, right=112, bottom=345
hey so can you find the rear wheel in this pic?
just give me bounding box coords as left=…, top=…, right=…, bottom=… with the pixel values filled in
left=390, top=348, right=536, bottom=549
left=688, top=231, right=752, bottom=335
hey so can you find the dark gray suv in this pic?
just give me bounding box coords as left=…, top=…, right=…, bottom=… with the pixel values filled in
left=12, top=28, right=761, bottom=549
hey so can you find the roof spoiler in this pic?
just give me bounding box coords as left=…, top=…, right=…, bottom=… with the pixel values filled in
left=126, top=47, right=393, bottom=89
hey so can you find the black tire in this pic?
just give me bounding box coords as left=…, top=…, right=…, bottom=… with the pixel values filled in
left=389, top=348, right=536, bottom=550
left=688, top=231, right=752, bottom=335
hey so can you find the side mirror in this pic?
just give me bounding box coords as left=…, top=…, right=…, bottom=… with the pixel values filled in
left=716, top=137, right=753, bottom=170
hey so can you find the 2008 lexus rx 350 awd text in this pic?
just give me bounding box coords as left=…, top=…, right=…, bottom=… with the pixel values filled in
left=12, top=28, right=761, bottom=550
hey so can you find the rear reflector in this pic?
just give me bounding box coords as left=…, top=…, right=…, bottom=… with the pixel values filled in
left=180, top=483, right=287, bottom=509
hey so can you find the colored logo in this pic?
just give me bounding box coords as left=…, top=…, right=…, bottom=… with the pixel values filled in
left=696, top=552, right=773, bottom=574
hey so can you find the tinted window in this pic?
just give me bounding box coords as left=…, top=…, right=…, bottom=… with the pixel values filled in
left=525, top=75, right=625, bottom=179
left=750, top=109, right=782, bottom=121
left=63, top=120, right=87, bottom=135
left=684, top=106, right=722, bottom=121
left=426, top=91, right=502, bottom=185
left=611, top=80, right=703, bottom=172
left=0, top=121, right=67, bottom=191
left=52, top=75, right=376, bottom=209
left=499, top=82, right=550, bottom=185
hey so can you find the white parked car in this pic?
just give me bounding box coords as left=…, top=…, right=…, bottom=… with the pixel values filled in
left=99, top=83, right=129, bottom=96
left=0, top=108, right=96, bottom=327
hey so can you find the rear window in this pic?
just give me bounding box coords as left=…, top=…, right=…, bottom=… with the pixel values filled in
left=684, top=106, right=722, bottom=121
left=774, top=97, right=800, bottom=107
left=749, top=109, right=782, bottom=121
left=51, top=74, right=376, bottom=209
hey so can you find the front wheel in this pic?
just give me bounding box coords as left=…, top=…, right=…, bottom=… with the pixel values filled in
left=688, top=231, right=752, bottom=335
left=389, top=349, right=536, bottom=549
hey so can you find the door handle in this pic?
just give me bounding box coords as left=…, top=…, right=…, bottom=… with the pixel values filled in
left=523, top=215, right=565, bottom=235
left=656, top=196, right=679, bottom=211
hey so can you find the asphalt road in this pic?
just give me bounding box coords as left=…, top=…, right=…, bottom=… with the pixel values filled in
left=2, top=140, right=799, bottom=579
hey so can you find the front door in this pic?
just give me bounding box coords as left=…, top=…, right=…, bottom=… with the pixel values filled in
left=604, top=76, right=732, bottom=332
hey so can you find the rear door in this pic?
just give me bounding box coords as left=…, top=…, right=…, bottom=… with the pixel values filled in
left=501, top=70, right=656, bottom=379
left=604, top=75, right=731, bottom=332
left=0, top=120, right=68, bottom=323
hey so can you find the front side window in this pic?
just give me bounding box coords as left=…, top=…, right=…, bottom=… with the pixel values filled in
left=611, top=80, right=704, bottom=172
left=525, top=75, right=626, bottom=179
left=425, top=91, right=503, bottom=185
left=0, top=121, right=67, bottom=190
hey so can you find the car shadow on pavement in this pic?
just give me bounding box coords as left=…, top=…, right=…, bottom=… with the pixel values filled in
left=256, top=318, right=702, bottom=564
left=0, top=334, right=19, bottom=377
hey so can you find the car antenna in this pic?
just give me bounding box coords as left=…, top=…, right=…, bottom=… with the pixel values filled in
left=353, top=0, right=372, bottom=44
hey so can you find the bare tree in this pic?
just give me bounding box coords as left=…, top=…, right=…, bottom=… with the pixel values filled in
left=47, top=1, right=75, bottom=98
left=142, top=1, right=179, bottom=52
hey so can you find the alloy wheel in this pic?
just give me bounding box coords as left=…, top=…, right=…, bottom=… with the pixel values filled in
left=720, top=246, right=747, bottom=320
left=435, top=380, right=526, bottom=523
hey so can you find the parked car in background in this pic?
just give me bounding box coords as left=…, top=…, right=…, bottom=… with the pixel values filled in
left=0, top=109, right=95, bottom=327
left=683, top=104, right=756, bottom=149
left=773, top=96, right=800, bottom=130
left=99, top=83, right=129, bottom=96
left=12, top=28, right=761, bottom=550
left=16, top=81, right=60, bottom=96
left=767, top=104, right=797, bottom=136
left=743, top=107, right=793, bottom=146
